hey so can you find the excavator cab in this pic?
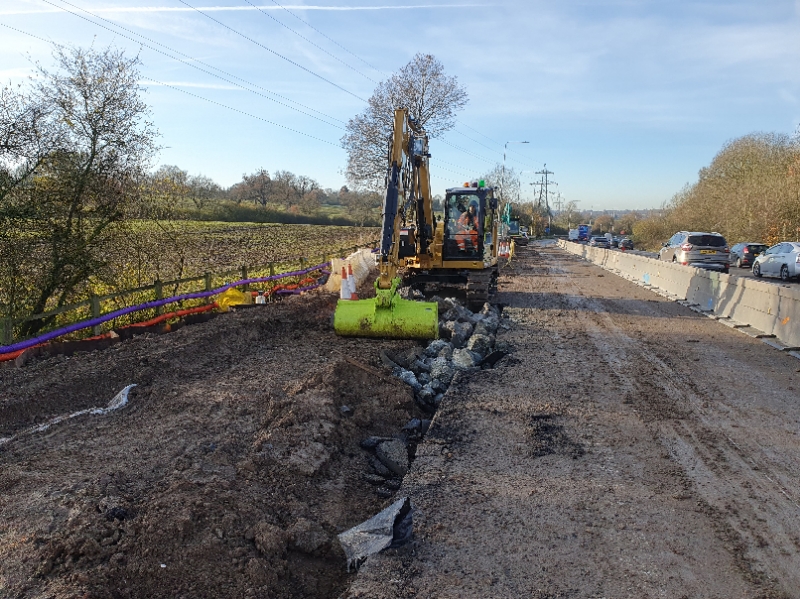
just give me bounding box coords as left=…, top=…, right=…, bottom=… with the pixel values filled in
left=443, top=183, right=496, bottom=260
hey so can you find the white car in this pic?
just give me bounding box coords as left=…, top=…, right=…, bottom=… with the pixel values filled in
left=752, top=242, right=800, bottom=281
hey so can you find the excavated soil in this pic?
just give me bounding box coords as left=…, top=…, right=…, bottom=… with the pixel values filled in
left=0, top=291, right=427, bottom=599
left=5, top=242, right=800, bottom=599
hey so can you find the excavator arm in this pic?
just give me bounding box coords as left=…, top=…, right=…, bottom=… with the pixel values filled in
left=333, top=108, right=439, bottom=339
left=378, top=108, right=433, bottom=289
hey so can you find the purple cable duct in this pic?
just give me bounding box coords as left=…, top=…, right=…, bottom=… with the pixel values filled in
left=1, top=261, right=331, bottom=355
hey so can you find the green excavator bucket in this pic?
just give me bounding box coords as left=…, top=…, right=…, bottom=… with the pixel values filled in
left=333, top=278, right=439, bottom=340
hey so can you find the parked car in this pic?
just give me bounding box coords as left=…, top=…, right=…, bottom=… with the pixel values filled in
left=610, top=236, right=620, bottom=248
left=752, top=242, right=800, bottom=281
left=730, top=242, right=768, bottom=268
left=618, top=238, right=634, bottom=250
left=589, top=236, right=610, bottom=248
left=658, top=231, right=730, bottom=273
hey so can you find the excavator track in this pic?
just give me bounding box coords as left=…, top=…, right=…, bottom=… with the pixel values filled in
left=466, top=267, right=498, bottom=311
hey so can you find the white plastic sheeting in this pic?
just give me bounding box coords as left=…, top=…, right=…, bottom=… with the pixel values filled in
left=0, top=384, right=137, bottom=448
left=337, top=496, right=414, bottom=571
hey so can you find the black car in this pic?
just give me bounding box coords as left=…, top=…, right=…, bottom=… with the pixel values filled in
left=618, top=238, right=634, bottom=250
left=730, top=242, right=768, bottom=268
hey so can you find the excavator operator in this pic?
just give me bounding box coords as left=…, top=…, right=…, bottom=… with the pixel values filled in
left=455, top=200, right=480, bottom=254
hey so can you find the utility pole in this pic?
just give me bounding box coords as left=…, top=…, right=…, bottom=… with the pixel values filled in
left=535, top=164, right=555, bottom=232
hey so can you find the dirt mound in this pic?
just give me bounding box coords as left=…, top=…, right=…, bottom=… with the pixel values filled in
left=0, top=292, right=427, bottom=598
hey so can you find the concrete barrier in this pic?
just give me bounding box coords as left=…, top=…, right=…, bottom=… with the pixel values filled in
left=325, top=249, right=376, bottom=294
left=558, top=240, right=800, bottom=348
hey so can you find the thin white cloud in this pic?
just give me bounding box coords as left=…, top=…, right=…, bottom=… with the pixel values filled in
left=1, top=4, right=487, bottom=15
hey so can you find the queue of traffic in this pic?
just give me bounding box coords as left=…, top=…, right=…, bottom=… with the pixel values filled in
left=567, top=227, right=800, bottom=282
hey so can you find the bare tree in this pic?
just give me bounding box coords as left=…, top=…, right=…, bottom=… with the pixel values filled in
left=152, top=165, right=190, bottom=209
left=0, top=44, right=158, bottom=333
left=633, top=132, right=800, bottom=249
left=0, top=84, right=59, bottom=203
left=341, top=53, right=468, bottom=191
left=233, top=168, right=272, bottom=208
left=340, top=187, right=382, bottom=226
left=480, top=163, right=520, bottom=213
left=188, top=174, right=221, bottom=210
left=271, top=170, right=298, bottom=208
left=298, top=187, right=324, bottom=215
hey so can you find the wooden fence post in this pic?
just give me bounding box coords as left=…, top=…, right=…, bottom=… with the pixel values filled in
left=154, top=279, right=163, bottom=316
left=91, top=295, right=102, bottom=336
left=241, top=266, right=249, bottom=292
left=299, top=257, right=306, bottom=271
left=1, top=318, right=11, bottom=346
left=269, top=263, right=275, bottom=277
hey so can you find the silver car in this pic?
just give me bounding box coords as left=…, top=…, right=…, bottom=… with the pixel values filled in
left=659, top=231, right=730, bottom=273
left=752, top=242, right=800, bottom=281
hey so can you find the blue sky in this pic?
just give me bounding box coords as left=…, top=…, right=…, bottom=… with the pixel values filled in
left=2, top=0, right=799, bottom=210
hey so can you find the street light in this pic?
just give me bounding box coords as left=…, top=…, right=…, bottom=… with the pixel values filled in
left=501, top=140, right=529, bottom=203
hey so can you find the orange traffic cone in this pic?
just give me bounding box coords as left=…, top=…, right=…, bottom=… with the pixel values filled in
left=340, top=266, right=351, bottom=300
left=347, top=263, right=359, bottom=300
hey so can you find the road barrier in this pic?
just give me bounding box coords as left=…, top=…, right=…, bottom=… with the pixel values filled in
left=559, top=240, right=800, bottom=348
left=324, top=248, right=376, bottom=295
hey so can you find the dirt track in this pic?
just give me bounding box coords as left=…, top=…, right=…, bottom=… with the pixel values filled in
left=347, top=241, right=800, bottom=598
left=3, top=242, right=800, bottom=598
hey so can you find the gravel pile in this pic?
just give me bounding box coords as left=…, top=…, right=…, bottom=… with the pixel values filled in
left=358, top=297, right=510, bottom=496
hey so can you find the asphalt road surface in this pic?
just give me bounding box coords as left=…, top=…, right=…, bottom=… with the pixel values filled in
left=347, top=241, right=800, bottom=599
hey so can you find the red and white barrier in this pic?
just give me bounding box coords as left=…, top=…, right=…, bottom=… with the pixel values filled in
left=340, top=266, right=351, bottom=300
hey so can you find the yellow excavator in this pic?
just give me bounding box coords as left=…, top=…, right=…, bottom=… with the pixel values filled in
left=333, top=108, right=500, bottom=339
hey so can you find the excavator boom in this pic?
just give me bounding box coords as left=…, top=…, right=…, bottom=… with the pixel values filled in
left=333, top=108, right=439, bottom=340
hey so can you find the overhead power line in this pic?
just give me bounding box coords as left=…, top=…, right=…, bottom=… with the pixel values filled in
left=454, top=120, right=537, bottom=171
left=242, top=0, right=378, bottom=84
left=437, top=138, right=496, bottom=167
left=0, top=23, right=340, bottom=148
left=150, top=80, right=340, bottom=147
left=264, top=0, right=387, bottom=78
left=176, top=0, right=368, bottom=103
left=171, top=1, right=521, bottom=174
left=39, top=0, right=346, bottom=129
